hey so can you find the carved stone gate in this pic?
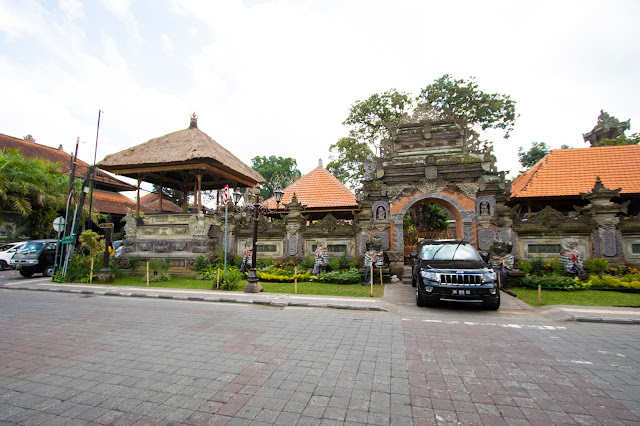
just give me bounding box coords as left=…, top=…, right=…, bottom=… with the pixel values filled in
left=356, top=120, right=511, bottom=278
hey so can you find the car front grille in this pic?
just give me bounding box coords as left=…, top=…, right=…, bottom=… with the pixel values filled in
left=440, top=274, right=483, bottom=285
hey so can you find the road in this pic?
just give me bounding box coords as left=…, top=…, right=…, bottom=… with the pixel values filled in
left=1, top=283, right=639, bottom=425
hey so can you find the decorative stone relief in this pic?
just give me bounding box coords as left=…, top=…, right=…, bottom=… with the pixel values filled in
left=600, top=229, right=617, bottom=257
left=172, top=242, right=187, bottom=251
left=138, top=242, right=153, bottom=252
left=374, top=232, right=390, bottom=251
left=425, top=166, right=438, bottom=180
left=372, top=201, right=390, bottom=221
left=288, top=235, right=298, bottom=255
left=123, top=212, right=137, bottom=238
left=142, top=227, right=156, bottom=235
left=478, top=229, right=496, bottom=250
left=360, top=234, right=370, bottom=256
left=418, top=179, right=448, bottom=194
left=386, top=187, right=404, bottom=203
left=476, top=195, right=496, bottom=217
left=457, top=183, right=479, bottom=200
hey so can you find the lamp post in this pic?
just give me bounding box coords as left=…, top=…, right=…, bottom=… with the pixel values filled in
left=233, top=184, right=285, bottom=293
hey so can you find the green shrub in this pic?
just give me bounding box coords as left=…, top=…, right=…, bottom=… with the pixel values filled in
left=588, top=274, right=640, bottom=289
left=128, top=256, right=141, bottom=272
left=328, top=257, right=341, bottom=271
left=148, top=258, right=170, bottom=272
left=522, top=273, right=583, bottom=290
left=196, top=264, right=220, bottom=280
left=194, top=255, right=209, bottom=272
left=65, top=254, right=93, bottom=283
left=516, top=260, right=532, bottom=274
left=312, top=268, right=361, bottom=284
left=530, top=257, right=546, bottom=276
left=545, top=258, right=564, bottom=274
left=585, top=258, right=609, bottom=276
left=256, top=257, right=274, bottom=268
left=257, top=271, right=311, bottom=282
left=298, top=254, right=313, bottom=269
left=143, top=272, right=170, bottom=283
left=221, top=268, right=242, bottom=290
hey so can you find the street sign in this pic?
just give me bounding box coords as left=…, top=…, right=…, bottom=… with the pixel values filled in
left=53, top=216, right=66, bottom=232
left=61, top=235, right=75, bottom=244
left=221, top=184, right=230, bottom=206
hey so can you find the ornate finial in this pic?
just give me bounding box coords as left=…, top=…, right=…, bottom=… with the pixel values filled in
left=189, top=112, right=198, bottom=129
left=318, top=158, right=323, bottom=167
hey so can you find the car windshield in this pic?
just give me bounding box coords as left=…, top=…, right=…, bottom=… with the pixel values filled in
left=419, top=243, right=482, bottom=261
left=18, top=242, right=45, bottom=254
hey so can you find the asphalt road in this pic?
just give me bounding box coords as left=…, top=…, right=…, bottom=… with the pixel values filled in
left=1, top=286, right=639, bottom=425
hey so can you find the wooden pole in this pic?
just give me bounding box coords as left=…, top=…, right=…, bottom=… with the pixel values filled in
left=217, top=268, right=220, bottom=290
left=136, top=177, right=141, bottom=217
left=295, top=265, right=298, bottom=294
left=89, top=258, right=94, bottom=284
left=146, top=261, right=149, bottom=287
left=379, top=266, right=383, bottom=287
left=538, top=284, right=542, bottom=306
left=370, top=266, right=373, bottom=297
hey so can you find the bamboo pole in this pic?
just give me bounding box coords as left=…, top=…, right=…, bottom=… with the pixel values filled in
left=379, top=266, right=383, bottom=287
left=370, top=266, right=373, bottom=297
left=146, top=261, right=149, bottom=287
left=538, top=284, right=542, bottom=306
left=89, top=258, right=94, bottom=284
left=217, top=268, right=220, bottom=290
left=294, top=265, right=298, bottom=294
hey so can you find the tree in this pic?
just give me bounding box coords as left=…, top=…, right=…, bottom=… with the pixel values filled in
left=23, top=134, right=36, bottom=143
left=595, top=133, right=640, bottom=147
left=518, top=142, right=550, bottom=169
left=416, top=74, right=518, bottom=138
left=251, top=155, right=302, bottom=200
left=342, top=89, right=413, bottom=150
left=326, top=137, right=375, bottom=189
left=0, top=148, right=68, bottom=237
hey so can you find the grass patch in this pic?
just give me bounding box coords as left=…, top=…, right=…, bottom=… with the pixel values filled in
left=508, top=286, right=640, bottom=307
left=102, top=275, right=384, bottom=298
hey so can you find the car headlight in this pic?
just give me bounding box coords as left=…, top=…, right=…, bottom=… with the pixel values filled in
left=482, top=270, right=497, bottom=284
left=420, top=270, right=439, bottom=283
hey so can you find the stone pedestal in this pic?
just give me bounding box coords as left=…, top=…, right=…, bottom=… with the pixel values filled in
left=97, top=268, right=115, bottom=284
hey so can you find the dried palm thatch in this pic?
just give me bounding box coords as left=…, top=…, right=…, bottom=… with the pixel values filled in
left=98, top=116, right=264, bottom=191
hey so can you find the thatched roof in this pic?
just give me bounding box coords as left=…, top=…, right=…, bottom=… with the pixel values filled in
left=97, top=115, right=265, bottom=191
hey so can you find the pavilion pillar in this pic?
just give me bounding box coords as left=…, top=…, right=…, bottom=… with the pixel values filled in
left=197, top=174, right=202, bottom=214
left=159, top=173, right=163, bottom=212
left=182, top=184, right=189, bottom=212
left=136, top=177, right=141, bottom=217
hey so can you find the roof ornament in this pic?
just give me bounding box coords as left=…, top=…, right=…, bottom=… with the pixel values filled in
left=189, top=112, right=198, bottom=129
left=318, top=158, right=323, bottom=167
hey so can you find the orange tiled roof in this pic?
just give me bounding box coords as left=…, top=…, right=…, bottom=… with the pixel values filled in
left=139, top=192, right=182, bottom=212
left=0, top=133, right=136, bottom=192
left=90, top=189, right=153, bottom=215
left=511, top=145, right=640, bottom=199
left=265, top=164, right=358, bottom=210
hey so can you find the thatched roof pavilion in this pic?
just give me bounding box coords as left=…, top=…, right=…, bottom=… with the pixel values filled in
left=98, top=114, right=265, bottom=215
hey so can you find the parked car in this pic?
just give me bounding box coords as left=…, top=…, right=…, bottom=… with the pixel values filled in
left=0, top=242, right=26, bottom=270
left=411, top=239, right=500, bottom=310
left=10, top=239, right=59, bottom=277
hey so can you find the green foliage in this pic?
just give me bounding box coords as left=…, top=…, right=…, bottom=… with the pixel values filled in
left=584, top=258, right=609, bottom=276
left=338, top=251, right=357, bottom=269
left=416, top=74, right=518, bottom=138
left=64, top=254, right=93, bottom=283
left=545, top=258, right=564, bottom=274
left=250, top=156, right=301, bottom=200
left=343, top=89, right=413, bottom=148
left=144, top=272, right=170, bottom=282
left=326, top=137, right=375, bottom=189
left=518, top=141, right=549, bottom=169
left=221, top=268, right=242, bottom=290
left=78, top=230, right=105, bottom=262
left=256, top=257, right=274, bottom=268
left=257, top=271, right=311, bottom=282
left=515, top=260, right=532, bottom=274
left=194, top=255, right=209, bottom=272
left=128, top=256, right=141, bottom=271
left=522, top=273, right=582, bottom=290
left=588, top=274, right=640, bottom=289
left=328, top=257, right=341, bottom=271
left=530, top=257, right=546, bottom=276
left=310, top=268, right=361, bottom=284
left=300, top=254, right=315, bottom=269
left=595, top=133, right=640, bottom=146
left=0, top=148, right=69, bottom=238
left=196, top=264, right=220, bottom=280
left=148, top=258, right=170, bottom=272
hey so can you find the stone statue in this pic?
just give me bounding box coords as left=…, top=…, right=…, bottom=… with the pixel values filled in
left=123, top=211, right=137, bottom=238
left=583, top=110, right=631, bottom=146
left=376, top=206, right=386, bottom=220
left=480, top=201, right=490, bottom=216
left=560, top=238, right=584, bottom=276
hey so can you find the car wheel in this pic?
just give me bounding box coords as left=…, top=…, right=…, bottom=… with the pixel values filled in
left=0, top=260, right=7, bottom=271
left=416, top=285, right=427, bottom=307
left=44, top=265, right=55, bottom=277
left=483, top=294, right=501, bottom=310
left=19, top=269, right=34, bottom=277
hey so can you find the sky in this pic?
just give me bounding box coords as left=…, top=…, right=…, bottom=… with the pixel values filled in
left=1, top=0, right=639, bottom=187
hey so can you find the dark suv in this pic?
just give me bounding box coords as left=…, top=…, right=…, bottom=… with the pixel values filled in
left=411, top=240, right=500, bottom=310
left=10, top=239, right=59, bottom=277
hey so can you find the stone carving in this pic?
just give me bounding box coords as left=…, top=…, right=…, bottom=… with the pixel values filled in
left=372, top=201, right=389, bottom=221
left=488, top=239, right=514, bottom=270
left=456, top=182, right=479, bottom=200
left=123, top=211, right=137, bottom=238
left=386, top=186, right=404, bottom=202
left=600, top=229, right=617, bottom=257
left=476, top=195, right=496, bottom=217
left=189, top=213, right=209, bottom=237
left=425, top=166, right=438, bottom=180
left=418, top=179, right=447, bottom=194
left=142, top=227, right=156, bottom=235
left=174, top=227, right=187, bottom=234
left=288, top=235, right=298, bottom=255
left=320, top=214, right=338, bottom=233
left=531, top=206, right=567, bottom=227
left=559, top=238, right=585, bottom=275
left=478, top=230, right=496, bottom=250
left=193, top=246, right=209, bottom=253
left=172, top=242, right=187, bottom=251
left=583, top=110, right=630, bottom=146
left=374, top=232, right=390, bottom=251
left=138, top=242, right=153, bottom=252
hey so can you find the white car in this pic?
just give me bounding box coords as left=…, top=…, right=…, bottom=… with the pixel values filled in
left=0, top=242, right=26, bottom=270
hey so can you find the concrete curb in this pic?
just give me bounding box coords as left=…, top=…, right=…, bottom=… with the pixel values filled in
left=0, top=285, right=389, bottom=312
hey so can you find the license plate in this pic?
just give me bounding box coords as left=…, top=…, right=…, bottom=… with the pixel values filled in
left=452, top=289, right=471, bottom=295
